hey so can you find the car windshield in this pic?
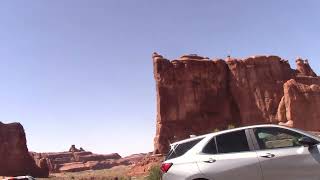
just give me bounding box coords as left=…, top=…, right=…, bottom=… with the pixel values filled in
left=166, top=138, right=204, bottom=160
left=292, top=128, right=320, bottom=142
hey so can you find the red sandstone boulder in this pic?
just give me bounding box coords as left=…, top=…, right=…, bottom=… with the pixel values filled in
left=0, top=122, right=49, bottom=177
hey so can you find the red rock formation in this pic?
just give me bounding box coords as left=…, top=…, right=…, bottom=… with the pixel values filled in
left=278, top=78, right=320, bottom=130
left=59, top=162, right=90, bottom=172
left=31, top=149, right=146, bottom=173
left=153, top=53, right=319, bottom=154
left=227, top=56, right=293, bottom=125
left=120, top=153, right=147, bottom=164
left=0, top=122, right=49, bottom=177
left=69, top=145, right=80, bottom=152
left=153, top=53, right=240, bottom=153
left=295, top=58, right=317, bottom=77
left=31, top=151, right=75, bottom=172
left=127, top=154, right=164, bottom=177
left=74, top=152, right=121, bottom=162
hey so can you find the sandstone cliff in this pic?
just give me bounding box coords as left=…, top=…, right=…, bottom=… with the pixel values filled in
left=153, top=53, right=320, bottom=154
left=0, top=122, right=49, bottom=177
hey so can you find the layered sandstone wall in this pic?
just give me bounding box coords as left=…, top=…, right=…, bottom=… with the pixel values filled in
left=0, top=122, right=49, bottom=177
left=153, top=54, right=239, bottom=153
left=227, top=56, right=294, bottom=125
left=153, top=53, right=320, bottom=154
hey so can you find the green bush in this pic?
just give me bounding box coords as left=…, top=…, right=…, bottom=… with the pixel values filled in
left=146, top=165, right=162, bottom=180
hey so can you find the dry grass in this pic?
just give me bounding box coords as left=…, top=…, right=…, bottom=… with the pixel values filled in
left=38, top=166, right=145, bottom=180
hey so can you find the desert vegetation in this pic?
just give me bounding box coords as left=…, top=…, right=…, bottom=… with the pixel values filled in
left=145, top=166, right=161, bottom=180
left=37, top=165, right=162, bottom=180
left=38, top=166, right=140, bottom=180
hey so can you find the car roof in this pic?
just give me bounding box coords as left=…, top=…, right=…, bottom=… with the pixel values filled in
left=171, top=124, right=289, bottom=146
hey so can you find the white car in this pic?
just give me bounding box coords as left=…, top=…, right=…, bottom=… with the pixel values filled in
left=2, top=176, right=35, bottom=180
left=161, top=124, right=320, bottom=180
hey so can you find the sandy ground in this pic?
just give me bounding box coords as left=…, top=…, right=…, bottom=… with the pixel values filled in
left=37, top=166, right=145, bottom=180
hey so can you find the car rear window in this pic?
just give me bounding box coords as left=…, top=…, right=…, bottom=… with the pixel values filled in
left=216, top=130, right=249, bottom=153
left=166, top=138, right=204, bottom=160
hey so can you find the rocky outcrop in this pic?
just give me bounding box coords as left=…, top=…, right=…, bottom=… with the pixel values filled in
left=295, top=58, right=317, bottom=77
left=74, top=152, right=121, bottom=162
left=153, top=53, right=240, bottom=153
left=31, top=147, right=146, bottom=173
left=227, top=56, right=293, bottom=125
left=128, top=154, right=164, bottom=177
left=278, top=78, right=320, bottom=130
left=0, top=122, right=49, bottom=177
left=68, top=145, right=86, bottom=153
left=120, top=153, right=148, bottom=164
left=153, top=53, right=320, bottom=154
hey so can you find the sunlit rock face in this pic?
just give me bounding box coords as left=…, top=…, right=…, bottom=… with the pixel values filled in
left=31, top=148, right=146, bottom=173
left=278, top=77, right=320, bottom=130
left=153, top=53, right=320, bottom=154
left=0, top=122, right=49, bottom=177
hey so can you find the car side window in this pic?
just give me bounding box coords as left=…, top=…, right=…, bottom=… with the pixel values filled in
left=253, top=127, right=304, bottom=150
left=215, top=130, right=250, bottom=153
left=202, top=137, right=217, bottom=154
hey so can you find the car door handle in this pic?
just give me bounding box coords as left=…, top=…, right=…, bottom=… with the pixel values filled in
left=260, top=153, right=275, bottom=158
left=204, top=158, right=216, bottom=163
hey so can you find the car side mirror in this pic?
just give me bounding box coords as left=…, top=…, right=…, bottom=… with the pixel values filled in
left=298, top=137, right=317, bottom=147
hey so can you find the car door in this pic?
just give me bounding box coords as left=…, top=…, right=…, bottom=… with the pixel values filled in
left=251, top=127, right=320, bottom=180
left=197, top=129, right=263, bottom=180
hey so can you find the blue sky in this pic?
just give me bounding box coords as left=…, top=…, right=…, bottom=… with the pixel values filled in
left=0, top=0, right=320, bottom=156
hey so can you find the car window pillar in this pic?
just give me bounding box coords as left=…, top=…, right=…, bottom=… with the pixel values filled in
left=245, top=129, right=256, bottom=151
left=248, top=128, right=261, bottom=151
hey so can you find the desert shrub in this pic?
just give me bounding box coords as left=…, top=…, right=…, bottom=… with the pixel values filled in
left=213, top=128, right=220, bottom=132
left=214, top=124, right=236, bottom=132
left=227, top=124, right=235, bottom=129
left=146, top=165, right=161, bottom=180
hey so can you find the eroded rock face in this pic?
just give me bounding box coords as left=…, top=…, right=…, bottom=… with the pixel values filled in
left=153, top=53, right=320, bottom=154
left=227, top=56, right=293, bottom=125
left=278, top=78, right=320, bottom=130
left=0, top=122, right=49, bottom=177
left=153, top=53, right=240, bottom=153
left=295, top=58, right=317, bottom=77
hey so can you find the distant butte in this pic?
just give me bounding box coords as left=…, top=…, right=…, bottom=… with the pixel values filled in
left=31, top=146, right=147, bottom=173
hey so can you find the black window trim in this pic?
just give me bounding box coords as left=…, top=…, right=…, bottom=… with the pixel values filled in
left=200, top=136, right=218, bottom=155
left=166, top=137, right=204, bottom=160
left=201, top=129, right=256, bottom=155
left=248, top=127, right=320, bottom=151
left=248, top=128, right=260, bottom=151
